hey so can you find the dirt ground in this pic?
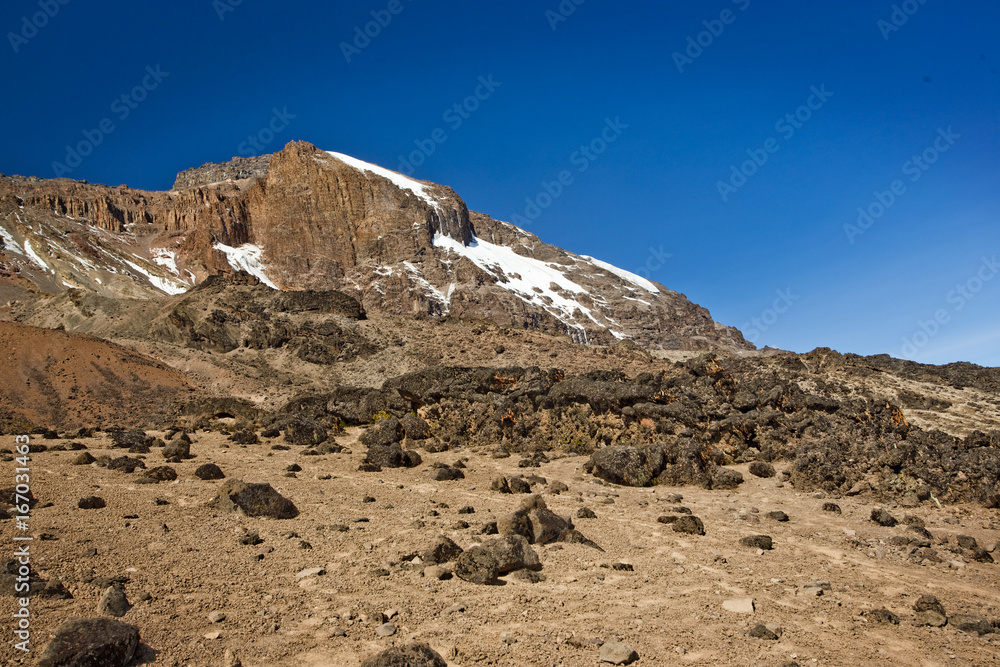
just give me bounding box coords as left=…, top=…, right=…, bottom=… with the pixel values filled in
left=2, top=428, right=999, bottom=667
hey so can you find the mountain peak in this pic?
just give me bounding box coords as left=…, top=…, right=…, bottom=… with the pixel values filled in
left=0, top=142, right=750, bottom=352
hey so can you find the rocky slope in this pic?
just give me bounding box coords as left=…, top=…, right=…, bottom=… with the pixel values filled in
left=0, top=141, right=749, bottom=351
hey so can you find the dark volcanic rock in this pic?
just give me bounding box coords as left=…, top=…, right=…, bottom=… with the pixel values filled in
left=672, top=515, right=706, bottom=535
left=162, top=440, right=190, bottom=461
left=454, top=546, right=501, bottom=585
left=361, top=417, right=403, bottom=448
left=78, top=496, right=106, bottom=510
left=587, top=445, right=664, bottom=487
left=950, top=614, right=994, bottom=636
left=195, top=463, right=225, bottom=480
left=283, top=417, right=328, bottom=446
left=110, top=429, right=150, bottom=450
left=749, top=461, right=776, bottom=478
left=421, top=535, right=463, bottom=564
left=870, top=508, right=898, bottom=527
left=400, top=413, right=431, bottom=440
left=429, top=466, right=464, bottom=481
left=740, top=535, right=773, bottom=550
left=106, top=456, right=145, bottom=473
left=498, top=495, right=573, bottom=545
left=36, top=617, right=140, bottom=667
left=365, top=443, right=422, bottom=469
left=210, top=479, right=298, bottom=519
left=142, top=466, right=177, bottom=482
left=360, top=642, right=448, bottom=667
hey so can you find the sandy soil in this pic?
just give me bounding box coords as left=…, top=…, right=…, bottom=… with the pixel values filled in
left=2, top=428, right=999, bottom=666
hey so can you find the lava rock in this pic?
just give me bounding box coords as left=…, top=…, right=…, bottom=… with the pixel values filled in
left=672, top=515, right=706, bottom=535
left=142, top=466, right=177, bottom=482
left=360, top=643, right=447, bottom=667
left=749, top=461, right=776, bottom=478
left=210, top=480, right=298, bottom=519
left=36, top=617, right=140, bottom=667
left=78, top=496, right=106, bottom=510
left=96, top=586, right=130, bottom=617
left=421, top=535, right=463, bottom=564
left=195, top=463, right=225, bottom=480
left=739, top=535, right=773, bottom=550
left=871, top=508, right=898, bottom=527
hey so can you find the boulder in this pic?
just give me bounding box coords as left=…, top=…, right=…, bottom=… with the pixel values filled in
left=210, top=480, right=298, bottom=519
left=36, top=617, right=140, bottom=667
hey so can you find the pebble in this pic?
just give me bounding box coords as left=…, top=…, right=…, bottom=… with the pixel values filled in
left=374, top=622, right=396, bottom=637
left=208, top=611, right=226, bottom=623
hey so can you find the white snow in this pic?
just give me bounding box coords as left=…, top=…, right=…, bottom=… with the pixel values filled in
left=151, top=248, right=181, bottom=276
left=212, top=242, right=277, bottom=289
left=578, top=255, right=660, bottom=294
left=23, top=240, right=51, bottom=272
left=121, top=257, right=189, bottom=296
left=326, top=151, right=442, bottom=211
left=433, top=232, right=604, bottom=329
left=0, top=224, right=24, bottom=255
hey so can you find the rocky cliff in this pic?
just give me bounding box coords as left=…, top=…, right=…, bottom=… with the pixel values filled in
left=0, top=142, right=750, bottom=351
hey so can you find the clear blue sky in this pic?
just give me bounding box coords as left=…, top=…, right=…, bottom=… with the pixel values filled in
left=2, top=0, right=998, bottom=366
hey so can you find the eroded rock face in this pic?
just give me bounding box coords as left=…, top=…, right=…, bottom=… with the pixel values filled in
left=0, top=141, right=749, bottom=351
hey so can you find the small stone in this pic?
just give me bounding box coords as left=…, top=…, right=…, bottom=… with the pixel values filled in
left=870, top=508, right=898, bottom=527
left=749, top=461, right=776, bottom=478
left=195, top=463, right=225, bottom=480
left=224, top=648, right=242, bottom=667
left=576, top=507, right=597, bottom=519
left=765, top=511, right=789, bottom=522
left=374, top=622, right=396, bottom=637
left=599, top=641, right=639, bottom=665
left=739, top=535, right=773, bottom=550
left=749, top=623, right=782, bottom=640
left=822, top=502, right=842, bottom=514
left=208, top=611, right=226, bottom=623
left=445, top=603, right=467, bottom=614
left=722, top=597, right=755, bottom=614
left=97, top=586, right=130, bottom=617
left=672, top=515, right=705, bottom=536
left=78, top=496, right=106, bottom=510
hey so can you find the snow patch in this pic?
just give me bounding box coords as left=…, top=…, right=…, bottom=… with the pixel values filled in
left=212, top=242, right=277, bottom=289
left=433, top=232, right=605, bottom=331
left=326, top=151, right=442, bottom=211
left=578, top=255, right=660, bottom=294
left=0, top=224, right=24, bottom=255
left=23, top=240, right=51, bottom=272
left=402, top=261, right=449, bottom=308
left=121, top=257, right=189, bottom=296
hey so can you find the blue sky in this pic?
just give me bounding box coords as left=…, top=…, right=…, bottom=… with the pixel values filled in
left=2, top=0, right=998, bottom=366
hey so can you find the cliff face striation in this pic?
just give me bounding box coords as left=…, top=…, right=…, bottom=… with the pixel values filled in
left=0, top=141, right=750, bottom=351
